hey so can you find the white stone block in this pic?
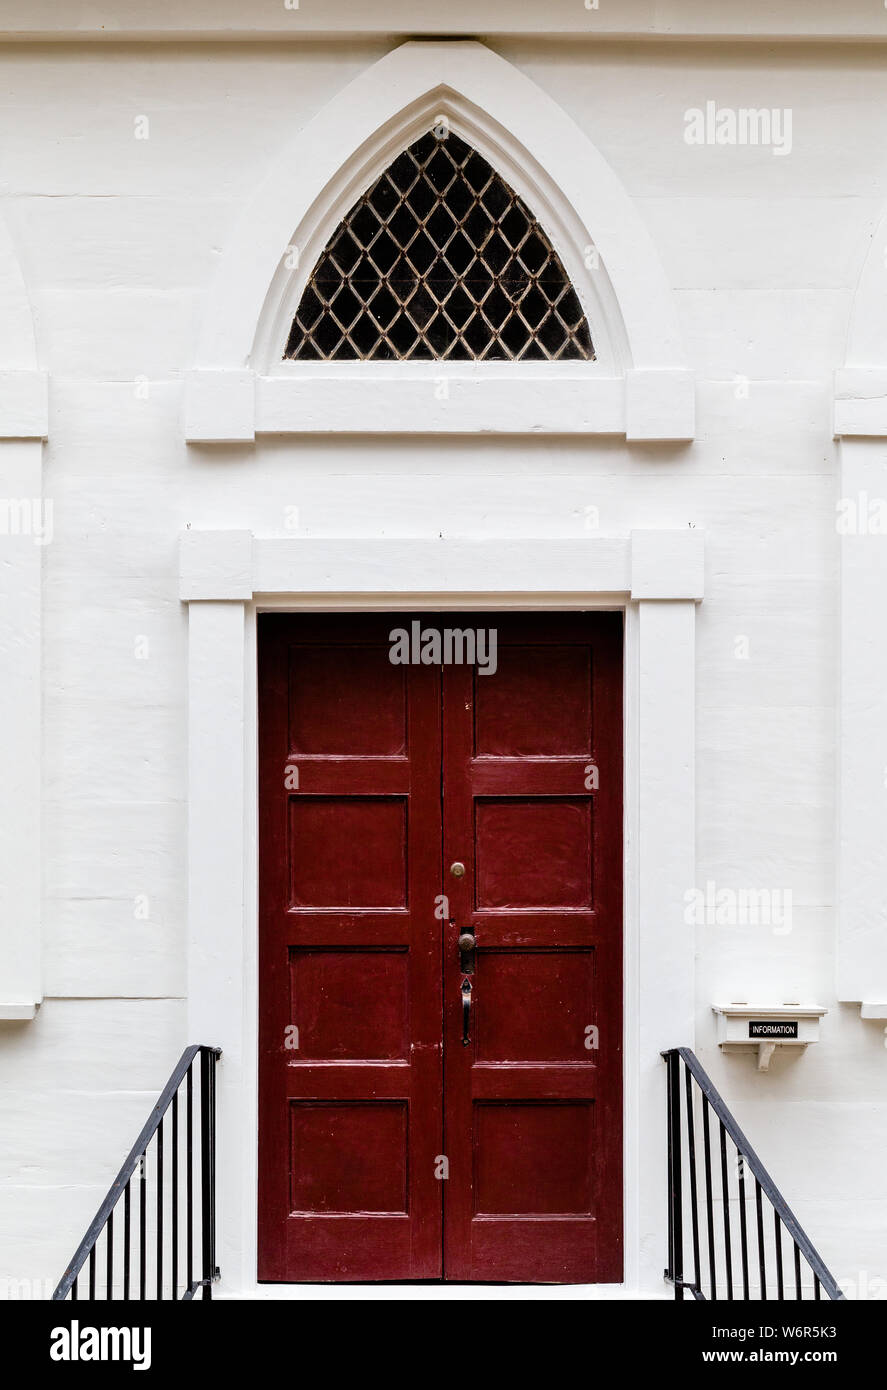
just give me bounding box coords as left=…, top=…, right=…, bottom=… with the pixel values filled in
left=625, top=368, right=695, bottom=441
left=184, top=369, right=255, bottom=442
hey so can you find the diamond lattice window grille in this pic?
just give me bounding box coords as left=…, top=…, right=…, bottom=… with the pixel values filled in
left=285, top=131, right=595, bottom=362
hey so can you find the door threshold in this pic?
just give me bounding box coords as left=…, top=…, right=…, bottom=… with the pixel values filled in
left=228, top=1283, right=652, bottom=1301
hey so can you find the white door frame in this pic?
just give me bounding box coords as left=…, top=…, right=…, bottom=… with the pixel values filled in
left=180, top=528, right=702, bottom=1297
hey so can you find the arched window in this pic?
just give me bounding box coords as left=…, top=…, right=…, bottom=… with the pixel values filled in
left=286, top=129, right=594, bottom=363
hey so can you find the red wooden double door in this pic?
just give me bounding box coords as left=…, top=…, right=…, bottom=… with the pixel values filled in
left=258, top=612, right=622, bottom=1283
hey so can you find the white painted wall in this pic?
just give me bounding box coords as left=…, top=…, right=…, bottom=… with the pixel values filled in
left=0, top=27, right=885, bottom=1298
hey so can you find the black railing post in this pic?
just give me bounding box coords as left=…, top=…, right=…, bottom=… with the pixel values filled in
left=200, top=1045, right=215, bottom=1301
left=667, top=1050, right=684, bottom=1298
left=701, top=1095, right=717, bottom=1299
left=684, top=1061, right=702, bottom=1296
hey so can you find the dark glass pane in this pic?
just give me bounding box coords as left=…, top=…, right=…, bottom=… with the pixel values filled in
left=463, top=204, right=493, bottom=248
left=406, top=230, right=436, bottom=276
left=483, top=231, right=511, bottom=275
left=285, top=129, right=594, bottom=361
left=444, top=285, right=474, bottom=329
left=369, top=285, right=399, bottom=329
left=483, top=285, right=511, bottom=330
left=446, top=176, right=474, bottom=221
left=463, top=151, right=492, bottom=192
left=368, top=229, right=399, bottom=275
left=367, top=175, right=399, bottom=221
left=406, top=176, right=436, bottom=221
left=426, top=146, right=456, bottom=193
left=464, top=257, right=493, bottom=299
left=480, top=179, right=510, bottom=221
left=350, top=313, right=382, bottom=355
left=463, top=313, right=492, bottom=356
left=388, top=202, right=418, bottom=247
left=447, top=338, right=473, bottom=361
left=538, top=311, right=569, bottom=356
left=389, top=312, right=419, bottom=355
left=295, top=284, right=323, bottom=331
left=427, top=262, right=457, bottom=302
left=350, top=203, right=382, bottom=249
left=426, top=312, right=458, bottom=354
left=388, top=150, right=417, bottom=193
left=313, top=315, right=343, bottom=355
left=519, top=231, right=549, bottom=275
left=445, top=131, right=472, bottom=166
left=444, top=230, right=474, bottom=276
left=557, top=287, right=585, bottom=331
left=406, top=284, right=437, bottom=331
left=519, top=284, right=549, bottom=330
left=292, top=336, right=321, bottom=360
left=388, top=253, right=416, bottom=299
left=370, top=336, right=396, bottom=361
left=329, top=284, right=361, bottom=330
left=412, top=131, right=437, bottom=164
left=329, top=228, right=361, bottom=273
left=426, top=203, right=457, bottom=249
left=500, top=205, right=529, bottom=249
left=501, top=313, right=531, bottom=356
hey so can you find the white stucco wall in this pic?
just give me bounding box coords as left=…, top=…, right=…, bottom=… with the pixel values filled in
left=0, top=26, right=885, bottom=1296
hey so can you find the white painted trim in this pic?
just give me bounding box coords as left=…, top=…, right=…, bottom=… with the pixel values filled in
left=834, top=209, right=887, bottom=438
left=634, top=599, right=696, bottom=1286
left=257, top=372, right=624, bottom=439
left=837, top=208, right=887, bottom=1011
left=0, top=1002, right=38, bottom=1020
left=185, top=368, right=695, bottom=442
left=834, top=368, right=887, bottom=437
left=182, top=528, right=701, bottom=1296
left=0, top=213, right=44, bottom=1015
left=0, top=441, right=43, bottom=1015
left=630, top=528, right=704, bottom=601
left=0, top=371, right=48, bottom=441
left=180, top=530, right=704, bottom=604
left=6, top=0, right=887, bottom=42
left=0, top=218, right=47, bottom=439
left=185, top=41, right=693, bottom=443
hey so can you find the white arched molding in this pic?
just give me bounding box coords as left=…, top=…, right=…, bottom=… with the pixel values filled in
left=0, top=214, right=47, bottom=1019
left=185, top=41, right=693, bottom=443
left=834, top=209, right=887, bottom=1017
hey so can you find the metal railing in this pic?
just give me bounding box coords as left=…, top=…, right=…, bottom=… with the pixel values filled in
left=52, top=1045, right=221, bottom=1301
left=662, top=1047, right=844, bottom=1301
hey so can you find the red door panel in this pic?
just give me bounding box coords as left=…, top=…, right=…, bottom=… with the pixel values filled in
left=258, top=611, right=622, bottom=1283
left=441, top=612, right=623, bottom=1282
left=258, top=614, right=443, bottom=1281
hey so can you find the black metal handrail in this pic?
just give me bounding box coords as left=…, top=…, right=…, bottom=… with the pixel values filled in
left=52, top=1044, right=221, bottom=1301
left=662, top=1047, right=844, bottom=1301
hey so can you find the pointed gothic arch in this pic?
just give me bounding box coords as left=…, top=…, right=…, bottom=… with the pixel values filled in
left=185, top=41, right=693, bottom=441
left=285, top=127, right=596, bottom=365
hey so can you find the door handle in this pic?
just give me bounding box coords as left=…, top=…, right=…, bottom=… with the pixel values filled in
left=457, top=930, right=476, bottom=974
left=461, top=978, right=472, bottom=1046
